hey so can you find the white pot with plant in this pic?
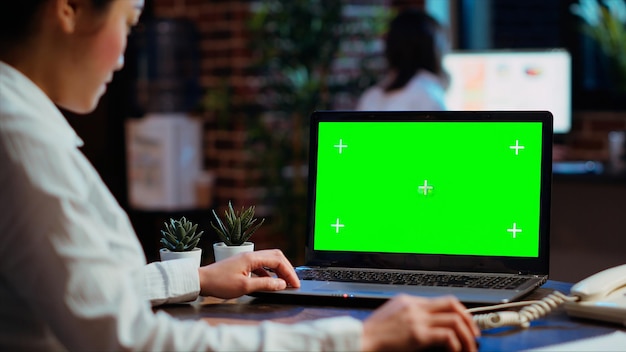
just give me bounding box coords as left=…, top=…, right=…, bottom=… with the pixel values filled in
left=210, top=201, right=264, bottom=262
left=159, top=216, right=204, bottom=267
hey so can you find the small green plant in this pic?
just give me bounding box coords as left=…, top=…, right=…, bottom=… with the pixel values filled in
left=160, top=217, right=204, bottom=252
left=210, top=201, right=265, bottom=246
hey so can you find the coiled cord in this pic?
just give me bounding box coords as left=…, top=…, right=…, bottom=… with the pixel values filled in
left=471, top=291, right=579, bottom=330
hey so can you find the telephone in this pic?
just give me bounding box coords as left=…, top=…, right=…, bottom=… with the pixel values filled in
left=564, top=264, right=626, bottom=325
left=472, top=264, right=626, bottom=330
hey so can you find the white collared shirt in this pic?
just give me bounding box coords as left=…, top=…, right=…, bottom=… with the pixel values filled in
left=0, top=61, right=362, bottom=351
left=356, top=69, right=447, bottom=111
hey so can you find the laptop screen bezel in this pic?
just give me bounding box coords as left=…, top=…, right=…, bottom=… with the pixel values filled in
left=305, top=110, right=553, bottom=276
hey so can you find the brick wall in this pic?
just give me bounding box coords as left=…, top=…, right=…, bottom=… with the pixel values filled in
left=568, top=111, right=626, bottom=161
left=150, top=1, right=265, bottom=244
left=148, top=0, right=424, bottom=255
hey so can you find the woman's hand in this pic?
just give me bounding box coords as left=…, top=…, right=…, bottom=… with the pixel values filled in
left=362, top=295, right=480, bottom=352
left=198, top=249, right=300, bottom=299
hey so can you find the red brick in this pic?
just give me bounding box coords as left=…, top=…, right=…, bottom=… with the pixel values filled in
left=589, top=119, right=626, bottom=132
left=570, top=136, right=605, bottom=150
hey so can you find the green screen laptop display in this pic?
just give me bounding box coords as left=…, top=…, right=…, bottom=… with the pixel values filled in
left=313, top=120, right=544, bottom=258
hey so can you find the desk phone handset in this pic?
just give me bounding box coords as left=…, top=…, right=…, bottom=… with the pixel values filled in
left=472, top=264, right=626, bottom=330
left=564, top=263, right=626, bottom=325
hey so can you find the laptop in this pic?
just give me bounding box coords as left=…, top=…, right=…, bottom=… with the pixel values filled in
left=254, top=110, right=553, bottom=305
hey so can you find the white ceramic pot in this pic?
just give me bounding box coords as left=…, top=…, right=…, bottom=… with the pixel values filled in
left=213, top=242, right=254, bottom=262
left=159, top=247, right=203, bottom=267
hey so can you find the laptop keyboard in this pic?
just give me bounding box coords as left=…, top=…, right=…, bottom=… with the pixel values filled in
left=297, top=269, right=529, bottom=290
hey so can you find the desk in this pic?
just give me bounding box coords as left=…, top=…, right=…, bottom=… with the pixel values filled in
left=158, top=281, right=625, bottom=351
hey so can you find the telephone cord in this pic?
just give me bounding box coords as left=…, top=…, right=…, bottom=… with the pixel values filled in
left=471, top=291, right=580, bottom=330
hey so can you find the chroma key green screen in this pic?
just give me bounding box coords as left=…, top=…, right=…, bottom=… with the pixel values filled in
left=313, top=121, right=544, bottom=258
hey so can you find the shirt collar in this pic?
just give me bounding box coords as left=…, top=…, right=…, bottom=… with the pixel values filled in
left=0, top=61, right=84, bottom=148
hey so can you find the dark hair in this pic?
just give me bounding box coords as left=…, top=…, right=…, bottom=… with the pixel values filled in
left=383, top=8, right=447, bottom=92
left=0, top=0, right=114, bottom=54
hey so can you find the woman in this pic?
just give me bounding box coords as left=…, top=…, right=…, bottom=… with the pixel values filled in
left=0, top=1, right=479, bottom=350
left=356, top=8, right=450, bottom=111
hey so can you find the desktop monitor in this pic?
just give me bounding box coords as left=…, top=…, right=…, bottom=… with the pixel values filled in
left=443, top=49, right=572, bottom=134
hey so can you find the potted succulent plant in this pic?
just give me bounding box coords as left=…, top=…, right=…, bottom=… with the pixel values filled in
left=159, top=216, right=204, bottom=267
left=210, top=201, right=265, bottom=262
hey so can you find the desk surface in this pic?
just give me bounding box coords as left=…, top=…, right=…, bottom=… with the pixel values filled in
left=159, top=281, right=625, bottom=351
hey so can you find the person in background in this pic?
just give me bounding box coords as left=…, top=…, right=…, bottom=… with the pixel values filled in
left=356, top=8, right=450, bottom=111
left=0, top=0, right=479, bottom=350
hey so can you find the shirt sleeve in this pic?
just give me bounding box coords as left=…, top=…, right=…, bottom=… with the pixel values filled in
left=138, top=259, right=201, bottom=306
left=259, top=317, right=363, bottom=351
left=142, top=314, right=364, bottom=351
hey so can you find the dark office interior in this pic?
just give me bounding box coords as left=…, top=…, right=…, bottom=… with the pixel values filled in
left=63, top=0, right=626, bottom=283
